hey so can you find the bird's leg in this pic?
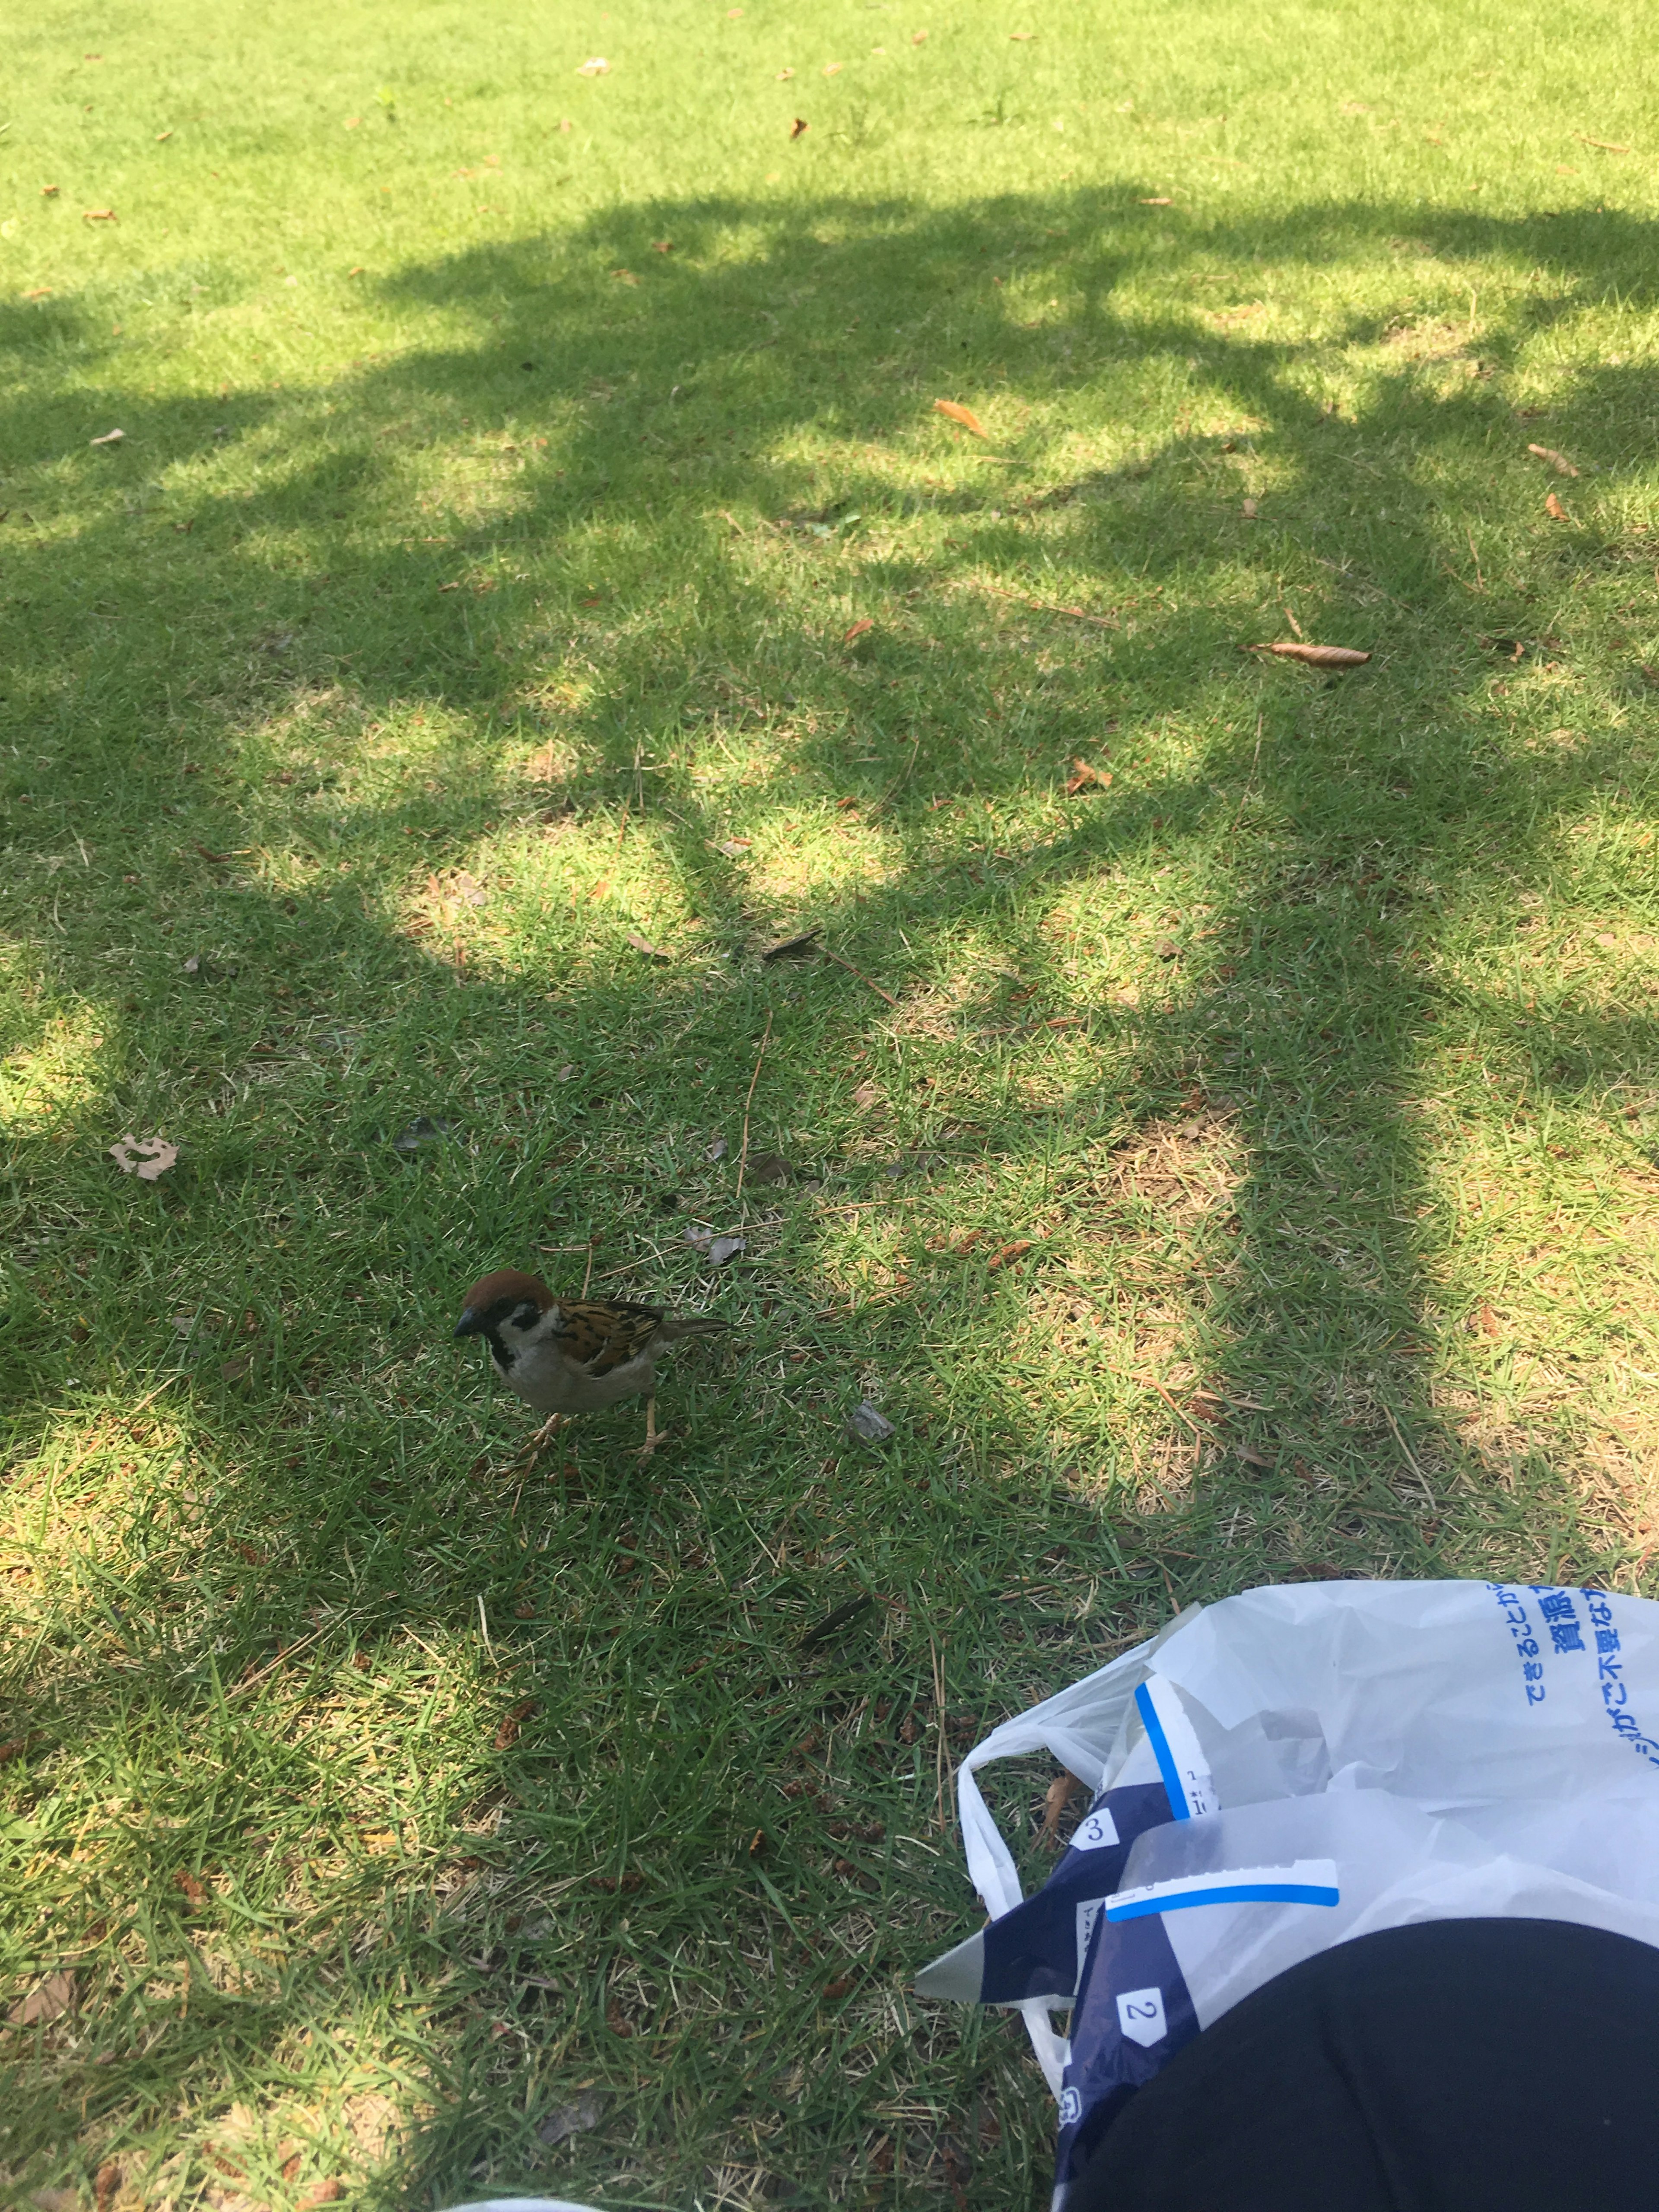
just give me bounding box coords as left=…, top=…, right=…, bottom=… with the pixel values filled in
left=636, top=1395, right=663, bottom=1460
left=515, top=1411, right=563, bottom=1470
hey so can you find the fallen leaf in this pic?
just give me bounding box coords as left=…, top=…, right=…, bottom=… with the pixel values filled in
left=843, top=616, right=874, bottom=643
left=1575, top=134, right=1629, bottom=152
left=985, top=1239, right=1034, bottom=1269
left=174, top=1868, right=209, bottom=1910
left=790, top=117, right=809, bottom=138
left=1039, top=1769, right=1083, bottom=1845
left=1240, top=495, right=1259, bottom=518
left=558, top=1063, right=576, bottom=1081
left=824, top=60, right=843, bottom=75
left=685, top=1226, right=714, bottom=1251
left=625, top=930, right=670, bottom=958
left=851, top=1081, right=882, bottom=1108
left=1474, top=1302, right=1502, bottom=1338
left=651, top=238, right=673, bottom=252
left=612, top=267, right=639, bottom=285
left=297, top=2184, right=345, bottom=2209
left=83, top=208, right=117, bottom=222
left=0, top=1738, right=30, bottom=1764
left=801, top=1594, right=877, bottom=1648
left=1247, top=641, right=1371, bottom=667
left=109, top=1134, right=177, bottom=1180
left=219, top=1356, right=251, bottom=1382
left=762, top=927, right=822, bottom=961
left=1153, top=937, right=1179, bottom=960
left=716, top=836, right=751, bottom=855
left=95, top=2163, right=121, bottom=2212
left=705, top=1136, right=729, bottom=1161
left=156, top=129, right=173, bottom=142
left=8, top=1970, right=73, bottom=2028
left=1545, top=491, right=1569, bottom=520
left=605, top=1997, right=633, bottom=2037
left=391, top=1115, right=456, bottom=1154
left=747, top=1150, right=792, bottom=1184
left=1139, top=195, right=1173, bottom=205
left=89, top=427, right=125, bottom=446
left=845, top=1400, right=895, bottom=1446
left=495, top=1697, right=535, bottom=1750
left=344, top=115, right=361, bottom=127
left=708, top=1233, right=747, bottom=1265
left=1063, top=757, right=1111, bottom=795
left=1527, top=441, right=1579, bottom=476
left=934, top=397, right=987, bottom=437
left=777, top=67, right=795, bottom=79
left=823, top=1975, right=854, bottom=1999
left=538, top=2091, right=604, bottom=2146
left=912, top=28, right=928, bottom=41
left=576, top=56, right=610, bottom=75
left=41, top=185, right=60, bottom=197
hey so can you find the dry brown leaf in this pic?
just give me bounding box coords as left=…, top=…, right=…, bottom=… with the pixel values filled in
left=851, top=1082, right=882, bottom=1109
left=175, top=1868, right=209, bottom=1910
left=297, top=2183, right=345, bottom=2209
left=1064, top=758, right=1112, bottom=795
left=1236, top=1445, right=1274, bottom=1468
left=83, top=207, right=117, bottom=222
left=842, top=616, right=874, bottom=644
left=625, top=930, right=670, bottom=958
left=1153, top=936, right=1179, bottom=960
left=41, top=185, right=60, bottom=197
left=95, top=2163, right=122, bottom=2212
left=1545, top=491, right=1569, bottom=520
left=110, top=1133, right=177, bottom=1180
left=934, top=397, right=987, bottom=437
left=606, top=1996, right=635, bottom=2037
left=1474, top=1302, right=1503, bottom=1338
left=776, top=66, right=795, bottom=79
left=495, top=1697, right=535, bottom=1750
left=761, top=927, right=821, bottom=961
left=89, top=427, right=125, bottom=446
left=650, top=238, right=673, bottom=252
left=1527, top=441, right=1579, bottom=476
left=612, top=267, right=639, bottom=285
left=790, top=116, right=809, bottom=138
left=1247, top=641, right=1371, bottom=667
left=1240, top=496, right=1259, bottom=518
left=824, top=60, right=843, bottom=74
left=8, top=1970, right=74, bottom=2028
left=985, top=1239, right=1034, bottom=1270
left=912, top=28, right=928, bottom=42
left=1039, top=1769, right=1083, bottom=1845
left=156, top=128, right=173, bottom=142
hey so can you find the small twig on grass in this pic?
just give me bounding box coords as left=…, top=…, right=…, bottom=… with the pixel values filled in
left=820, top=944, right=899, bottom=1004
left=954, top=578, right=1118, bottom=629
left=1144, top=1376, right=1205, bottom=1440
left=1383, top=1405, right=1426, bottom=1483
left=734, top=1008, right=774, bottom=1209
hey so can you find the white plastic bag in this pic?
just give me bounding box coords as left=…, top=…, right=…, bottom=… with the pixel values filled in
left=918, top=1580, right=1659, bottom=2202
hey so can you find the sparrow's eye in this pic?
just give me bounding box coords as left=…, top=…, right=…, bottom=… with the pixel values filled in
left=514, top=1300, right=540, bottom=1329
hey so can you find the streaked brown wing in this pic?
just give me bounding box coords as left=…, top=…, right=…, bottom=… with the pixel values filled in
left=552, top=1298, right=665, bottom=1377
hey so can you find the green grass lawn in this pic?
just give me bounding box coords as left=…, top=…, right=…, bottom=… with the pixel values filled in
left=3, top=0, right=1659, bottom=2202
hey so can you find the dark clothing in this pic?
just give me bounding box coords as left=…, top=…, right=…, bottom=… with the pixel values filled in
left=1067, top=1916, right=1659, bottom=2212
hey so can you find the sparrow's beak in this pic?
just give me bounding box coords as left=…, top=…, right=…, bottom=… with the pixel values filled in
left=453, top=1307, right=483, bottom=1338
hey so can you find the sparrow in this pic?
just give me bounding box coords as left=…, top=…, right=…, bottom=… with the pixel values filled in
left=453, top=1268, right=727, bottom=1458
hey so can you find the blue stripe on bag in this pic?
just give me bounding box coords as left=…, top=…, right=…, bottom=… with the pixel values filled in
left=1134, top=1680, right=1190, bottom=1820
left=1107, top=1878, right=1340, bottom=1921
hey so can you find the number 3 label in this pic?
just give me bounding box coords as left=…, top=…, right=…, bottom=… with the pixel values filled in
left=1072, top=1805, right=1120, bottom=1851
left=1116, top=1986, right=1168, bottom=2048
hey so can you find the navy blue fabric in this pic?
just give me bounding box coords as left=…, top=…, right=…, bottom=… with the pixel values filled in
left=979, top=1783, right=1173, bottom=2002
left=1062, top=1917, right=1659, bottom=2212
left=1053, top=1905, right=1197, bottom=2192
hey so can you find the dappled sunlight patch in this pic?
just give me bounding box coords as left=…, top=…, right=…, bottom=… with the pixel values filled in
left=0, top=1003, right=114, bottom=1133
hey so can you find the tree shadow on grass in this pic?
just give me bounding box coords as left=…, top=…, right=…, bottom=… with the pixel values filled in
left=4, top=182, right=1659, bottom=2204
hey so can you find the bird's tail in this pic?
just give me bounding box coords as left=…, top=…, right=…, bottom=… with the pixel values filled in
left=659, top=1313, right=729, bottom=1341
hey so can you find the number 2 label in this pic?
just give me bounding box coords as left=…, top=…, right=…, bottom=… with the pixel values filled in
left=1116, top=1986, right=1168, bottom=2048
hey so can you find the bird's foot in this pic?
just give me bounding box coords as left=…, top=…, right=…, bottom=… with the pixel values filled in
left=635, top=1400, right=666, bottom=1461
